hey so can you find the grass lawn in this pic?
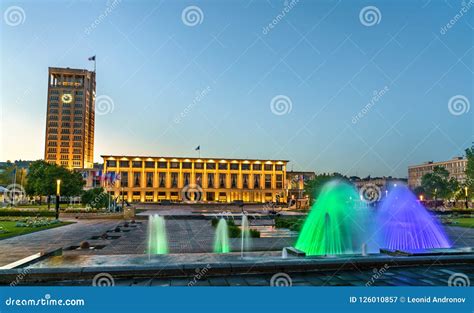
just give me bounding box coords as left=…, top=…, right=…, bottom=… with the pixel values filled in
left=446, top=217, right=474, bottom=228
left=0, top=220, right=74, bottom=240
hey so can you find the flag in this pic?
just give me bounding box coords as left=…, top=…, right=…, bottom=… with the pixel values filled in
left=88, top=55, right=96, bottom=61
left=195, top=146, right=200, bottom=151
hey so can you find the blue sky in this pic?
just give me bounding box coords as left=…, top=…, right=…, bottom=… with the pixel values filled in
left=1, top=0, right=473, bottom=177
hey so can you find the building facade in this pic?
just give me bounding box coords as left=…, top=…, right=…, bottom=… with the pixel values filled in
left=44, top=67, right=96, bottom=169
left=286, top=171, right=316, bottom=200
left=102, top=156, right=288, bottom=203
left=408, top=157, right=467, bottom=188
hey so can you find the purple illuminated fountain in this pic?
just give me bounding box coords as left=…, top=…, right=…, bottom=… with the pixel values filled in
left=377, top=184, right=451, bottom=251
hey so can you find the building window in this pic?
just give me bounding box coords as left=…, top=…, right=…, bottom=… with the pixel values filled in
left=275, top=165, right=283, bottom=171
left=243, top=174, right=249, bottom=189
left=159, top=173, right=166, bottom=188
left=207, top=173, right=215, bottom=188
left=132, top=161, right=142, bottom=168
left=231, top=174, right=237, bottom=188
left=145, top=161, right=154, bottom=168
left=146, top=172, right=153, bottom=188
left=253, top=164, right=262, bottom=171
left=254, top=174, right=260, bottom=189
left=170, top=162, right=179, bottom=169
left=265, top=174, right=272, bottom=188
left=119, top=161, right=129, bottom=168
left=218, top=163, right=228, bottom=170
left=171, top=173, right=178, bottom=187
left=183, top=173, right=190, bottom=186
left=120, top=172, right=128, bottom=187
left=158, top=162, right=167, bottom=168
left=106, top=160, right=117, bottom=167
left=230, top=163, right=239, bottom=170
left=133, top=172, right=141, bottom=187
left=207, top=192, right=215, bottom=201
left=206, top=163, right=216, bottom=170
left=182, top=162, right=191, bottom=169
left=195, top=162, right=203, bottom=169
left=242, top=164, right=250, bottom=171
left=219, top=174, right=226, bottom=188
left=195, top=173, right=202, bottom=186
left=264, top=164, right=273, bottom=171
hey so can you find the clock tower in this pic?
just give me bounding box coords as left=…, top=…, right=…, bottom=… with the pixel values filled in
left=44, top=67, right=96, bottom=169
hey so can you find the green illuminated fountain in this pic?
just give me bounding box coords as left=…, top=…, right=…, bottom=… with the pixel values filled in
left=295, top=181, right=366, bottom=256
left=148, top=214, right=168, bottom=255
left=214, top=218, right=230, bottom=253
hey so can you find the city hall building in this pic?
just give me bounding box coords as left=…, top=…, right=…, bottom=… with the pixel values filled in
left=102, top=155, right=288, bottom=203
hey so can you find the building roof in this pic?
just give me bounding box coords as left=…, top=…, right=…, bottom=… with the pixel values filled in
left=101, top=155, right=289, bottom=163
left=408, top=157, right=467, bottom=169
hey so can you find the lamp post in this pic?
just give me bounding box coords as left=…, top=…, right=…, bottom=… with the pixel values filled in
left=465, top=186, right=469, bottom=209
left=121, top=186, right=124, bottom=211
left=434, top=188, right=438, bottom=210
left=55, top=179, right=61, bottom=220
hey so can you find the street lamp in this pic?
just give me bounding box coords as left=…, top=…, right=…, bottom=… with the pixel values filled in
left=465, top=186, right=469, bottom=209
left=419, top=194, right=424, bottom=202
left=55, top=179, right=61, bottom=219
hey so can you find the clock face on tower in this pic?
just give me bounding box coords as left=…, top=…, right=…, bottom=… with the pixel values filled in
left=61, top=93, right=73, bottom=103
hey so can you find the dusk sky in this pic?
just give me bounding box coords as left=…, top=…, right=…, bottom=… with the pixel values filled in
left=1, top=0, right=472, bottom=177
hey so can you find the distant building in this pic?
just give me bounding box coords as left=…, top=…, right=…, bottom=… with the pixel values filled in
left=102, top=155, right=288, bottom=203
left=408, top=157, right=467, bottom=188
left=351, top=176, right=407, bottom=201
left=286, top=171, right=316, bottom=200
left=44, top=67, right=96, bottom=169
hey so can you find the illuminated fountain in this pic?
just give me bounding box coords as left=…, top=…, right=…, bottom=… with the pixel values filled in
left=377, top=184, right=451, bottom=251
left=240, top=214, right=251, bottom=258
left=214, top=218, right=230, bottom=253
left=148, top=214, right=168, bottom=256
left=295, top=181, right=371, bottom=256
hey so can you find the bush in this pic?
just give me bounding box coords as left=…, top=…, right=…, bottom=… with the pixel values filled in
left=0, top=210, right=55, bottom=217
left=275, top=217, right=305, bottom=231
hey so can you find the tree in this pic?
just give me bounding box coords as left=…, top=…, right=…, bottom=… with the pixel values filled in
left=26, top=160, right=85, bottom=209
left=82, top=187, right=112, bottom=209
left=465, top=145, right=474, bottom=198
left=304, top=173, right=348, bottom=204
left=420, top=166, right=457, bottom=200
